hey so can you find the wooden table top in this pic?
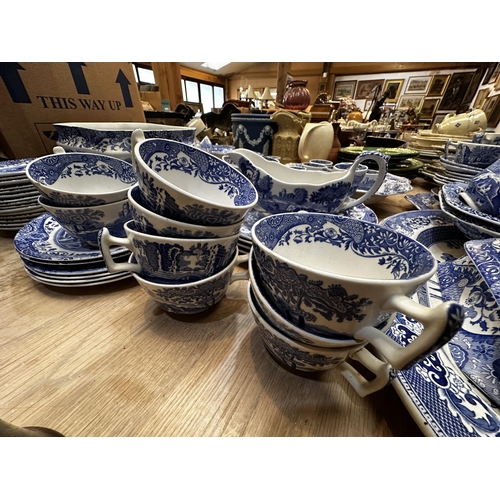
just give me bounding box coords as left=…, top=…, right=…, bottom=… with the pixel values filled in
left=0, top=176, right=437, bottom=437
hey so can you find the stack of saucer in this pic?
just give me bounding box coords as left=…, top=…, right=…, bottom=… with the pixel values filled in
left=14, top=213, right=131, bottom=287
left=0, top=158, right=46, bottom=230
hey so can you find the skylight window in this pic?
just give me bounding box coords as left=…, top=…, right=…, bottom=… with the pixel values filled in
left=201, top=62, right=230, bottom=71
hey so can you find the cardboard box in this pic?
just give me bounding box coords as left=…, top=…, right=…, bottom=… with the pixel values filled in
left=0, top=62, right=146, bottom=159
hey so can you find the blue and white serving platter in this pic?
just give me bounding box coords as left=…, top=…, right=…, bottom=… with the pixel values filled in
left=465, top=238, right=500, bottom=308
left=437, top=256, right=500, bottom=408
left=380, top=210, right=500, bottom=436
left=441, top=182, right=500, bottom=229
left=14, top=213, right=129, bottom=264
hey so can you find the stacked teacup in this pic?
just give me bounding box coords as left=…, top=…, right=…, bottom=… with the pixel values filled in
left=26, top=147, right=136, bottom=247
left=247, top=212, right=465, bottom=397
left=99, top=129, right=259, bottom=314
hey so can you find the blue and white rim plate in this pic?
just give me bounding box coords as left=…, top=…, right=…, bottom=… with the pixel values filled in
left=0, top=157, right=36, bottom=178
left=380, top=210, right=500, bottom=436
left=23, top=266, right=132, bottom=287
left=437, top=256, right=500, bottom=407
left=465, top=238, right=500, bottom=309
left=442, top=181, right=500, bottom=229
left=439, top=156, right=484, bottom=176
left=14, top=213, right=129, bottom=263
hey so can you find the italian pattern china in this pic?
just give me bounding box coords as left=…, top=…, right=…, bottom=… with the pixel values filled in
left=437, top=257, right=500, bottom=407
left=379, top=211, right=500, bottom=436
left=132, top=131, right=258, bottom=226
left=226, top=148, right=389, bottom=214
left=55, top=122, right=196, bottom=162
left=251, top=212, right=464, bottom=371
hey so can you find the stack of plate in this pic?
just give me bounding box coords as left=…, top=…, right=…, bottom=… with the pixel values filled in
left=0, top=158, right=46, bottom=230
left=14, top=213, right=132, bottom=287
left=338, top=146, right=423, bottom=178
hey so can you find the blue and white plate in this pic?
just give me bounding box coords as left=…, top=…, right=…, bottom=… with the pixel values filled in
left=380, top=211, right=500, bottom=436
left=356, top=170, right=412, bottom=197
left=439, top=155, right=484, bottom=175
left=0, top=157, right=36, bottom=178
left=441, top=181, right=500, bottom=229
left=437, top=256, right=500, bottom=407
left=14, top=213, right=129, bottom=263
left=465, top=238, right=500, bottom=308
left=405, top=192, right=440, bottom=210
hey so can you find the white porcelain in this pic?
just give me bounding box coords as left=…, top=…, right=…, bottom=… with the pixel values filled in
left=436, top=109, right=487, bottom=136
left=26, top=148, right=137, bottom=207
left=38, top=196, right=131, bottom=247
left=132, top=130, right=258, bottom=225
left=248, top=283, right=394, bottom=397
left=100, top=220, right=239, bottom=284
left=132, top=250, right=249, bottom=314
left=298, top=121, right=334, bottom=162
left=226, top=148, right=388, bottom=214
left=251, top=212, right=465, bottom=371
left=128, top=185, right=242, bottom=238
left=186, top=117, right=207, bottom=136
left=55, top=122, right=196, bottom=162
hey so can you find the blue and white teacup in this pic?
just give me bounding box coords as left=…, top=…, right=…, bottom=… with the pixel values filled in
left=472, top=132, right=500, bottom=145
left=459, top=170, right=500, bottom=216
left=445, top=139, right=500, bottom=168
left=251, top=212, right=465, bottom=371
left=100, top=220, right=239, bottom=284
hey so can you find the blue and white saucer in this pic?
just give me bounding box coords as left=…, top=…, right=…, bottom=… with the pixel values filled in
left=380, top=211, right=500, bottom=436
left=405, top=192, right=440, bottom=210
left=441, top=181, right=500, bottom=229
left=14, top=213, right=129, bottom=263
left=438, top=256, right=500, bottom=408
left=439, top=155, right=484, bottom=176
left=356, top=170, right=413, bottom=197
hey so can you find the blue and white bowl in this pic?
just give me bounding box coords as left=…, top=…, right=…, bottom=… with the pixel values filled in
left=132, top=134, right=258, bottom=226
left=100, top=220, right=239, bottom=284
left=38, top=196, right=131, bottom=247
left=27, top=151, right=137, bottom=207
left=251, top=212, right=464, bottom=370
left=446, top=139, right=500, bottom=168
left=55, top=122, right=196, bottom=163
left=128, top=185, right=243, bottom=238
left=132, top=250, right=248, bottom=315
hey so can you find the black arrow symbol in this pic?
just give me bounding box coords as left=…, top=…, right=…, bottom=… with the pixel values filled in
left=0, top=62, right=31, bottom=103
left=116, top=69, right=133, bottom=107
left=68, top=62, right=90, bottom=94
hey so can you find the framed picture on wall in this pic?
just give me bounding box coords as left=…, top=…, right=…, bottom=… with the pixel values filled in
left=333, top=80, right=357, bottom=100
left=419, top=98, right=440, bottom=119
left=427, top=75, right=450, bottom=97
left=355, top=79, right=384, bottom=99
left=405, top=76, right=431, bottom=94
left=364, top=100, right=373, bottom=111
left=487, top=96, right=500, bottom=128
left=382, top=79, right=404, bottom=103
left=487, top=63, right=500, bottom=84
left=473, top=88, right=490, bottom=109
left=398, top=95, right=424, bottom=110
left=438, top=72, right=475, bottom=111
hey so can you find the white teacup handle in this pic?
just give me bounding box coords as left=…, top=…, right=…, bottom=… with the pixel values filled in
left=340, top=151, right=390, bottom=210
left=131, top=129, right=146, bottom=174
left=52, top=146, right=66, bottom=154
left=354, top=296, right=464, bottom=371
left=229, top=253, right=250, bottom=283
left=339, top=347, right=393, bottom=398
left=99, top=227, right=140, bottom=274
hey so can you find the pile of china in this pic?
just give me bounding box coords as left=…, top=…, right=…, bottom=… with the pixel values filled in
left=247, top=211, right=465, bottom=397
left=439, top=155, right=500, bottom=240
left=16, top=147, right=137, bottom=286
left=99, top=129, right=259, bottom=314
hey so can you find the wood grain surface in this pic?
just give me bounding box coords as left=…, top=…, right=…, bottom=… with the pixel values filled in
left=0, top=177, right=436, bottom=437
